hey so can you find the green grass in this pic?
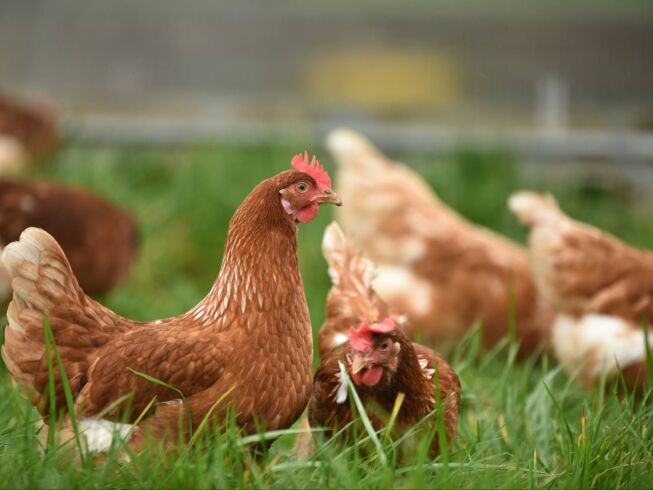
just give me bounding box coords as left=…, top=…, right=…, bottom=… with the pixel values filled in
left=1, top=142, right=652, bottom=488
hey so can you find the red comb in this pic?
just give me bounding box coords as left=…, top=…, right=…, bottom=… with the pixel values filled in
left=291, top=151, right=332, bottom=190
left=348, top=318, right=396, bottom=352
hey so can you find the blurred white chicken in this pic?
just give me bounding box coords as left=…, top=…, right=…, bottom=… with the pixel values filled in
left=509, top=191, right=653, bottom=388
left=326, top=128, right=553, bottom=355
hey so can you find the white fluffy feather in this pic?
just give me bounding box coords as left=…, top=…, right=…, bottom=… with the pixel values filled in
left=552, top=313, right=653, bottom=385
left=335, top=361, right=349, bottom=404
left=78, top=418, right=134, bottom=453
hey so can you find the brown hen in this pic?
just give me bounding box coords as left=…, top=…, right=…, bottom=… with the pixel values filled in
left=327, top=128, right=553, bottom=354
left=509, top=191, right=653, bottom=388
left=308, top=223, right=460, bottom=456
left=0, top=179, right=138, bottom=298
left=1, top=153, right=341, bottom=453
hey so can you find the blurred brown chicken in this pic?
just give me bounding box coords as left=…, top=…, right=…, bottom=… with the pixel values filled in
left=0, top=180, right=138, bottom=298
left=509, top=191, right=653, bottom=388
left=326, top=128, right=553, bottom=354
left=0, top=93, right=57, bottom=172
left=308, top=223, right=460, bottom=457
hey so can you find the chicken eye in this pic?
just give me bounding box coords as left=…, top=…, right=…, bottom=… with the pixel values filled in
left=379, top=342, right=389, bottom=351
left=296, top=182, right=309, bottom=193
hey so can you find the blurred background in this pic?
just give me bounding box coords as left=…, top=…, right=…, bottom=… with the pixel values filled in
left=2, top=0, right=652, bottom=170
left=0, top=0, right=652, bottom=322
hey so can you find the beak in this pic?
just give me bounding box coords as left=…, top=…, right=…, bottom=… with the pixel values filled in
left=316, top=188, right=342, bottom=206
left=351, top=356, right=370, bottom=374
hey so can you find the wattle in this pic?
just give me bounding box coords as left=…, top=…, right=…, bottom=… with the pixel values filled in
left=296, top=203, right=319, bottom=223
left=361, top=366, right=383, bottom=386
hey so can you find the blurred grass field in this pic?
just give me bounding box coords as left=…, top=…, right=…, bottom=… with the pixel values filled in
left=0, top=143, right=652, bottom=488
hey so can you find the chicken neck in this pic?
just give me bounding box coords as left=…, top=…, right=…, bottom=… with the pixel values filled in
left=186, top=173, right=307, bottom=335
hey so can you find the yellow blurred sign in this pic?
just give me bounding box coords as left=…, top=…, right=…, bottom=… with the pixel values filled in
left=306, top=48, right=460, bottom=111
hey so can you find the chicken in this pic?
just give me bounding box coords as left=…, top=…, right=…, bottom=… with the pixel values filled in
left=0, top=93, right=57, bottom=172
left=308, top=223, right=460, bottom=456
left=509, top=191, right=653, bottom=388
left=1, top=152, right=342, bottom=453
left=0, top=179, right=138, bottom=299
left=326, top=128, right=553, bottom=354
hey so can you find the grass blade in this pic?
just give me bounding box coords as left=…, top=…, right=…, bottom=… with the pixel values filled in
left=188, top=386, right=234, bottom=447
left=42, top=317, right=86, bottom=463
left=42, top=318, right=57, bottom=453
left=338, top=361, right=387, bottom=466
left=383, top=391, right=405, bottom=442
left=127, top=368, right=193, bottom=438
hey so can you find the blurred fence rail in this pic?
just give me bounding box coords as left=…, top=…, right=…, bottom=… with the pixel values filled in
left=65, top=115, right=653, bottom=164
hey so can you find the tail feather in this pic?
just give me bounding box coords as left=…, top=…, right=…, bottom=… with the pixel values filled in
left=1, top=228, right=101, bottom=410
left=508, top=191, right=564, bottom=227
left=3, top=227, right=81, bottom=310
left=322, top=221, right=375, bottom=292
left=319, top=222, right=388, bottom=355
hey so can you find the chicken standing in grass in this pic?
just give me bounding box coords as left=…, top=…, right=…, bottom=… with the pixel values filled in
left=0, top=179, right=138, bottom=299
left=1, top=152, right=341, bottom=452
left=326, top=128, right=553, bottom=354
left=509, top=191, right=653, bottom=388
left=308, top=223, right=460, bottom=456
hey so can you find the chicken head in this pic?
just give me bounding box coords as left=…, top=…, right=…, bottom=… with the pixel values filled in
left=280, top=152, right=342, bottom=223
left=348, top=318, right=401, bottom=387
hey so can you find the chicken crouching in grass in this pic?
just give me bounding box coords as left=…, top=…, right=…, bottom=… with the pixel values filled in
left=308, top=223, right=460, bottom=456
left=0, top=152, right=341, bottom=454
left=509, top=191, right=653, bottom=389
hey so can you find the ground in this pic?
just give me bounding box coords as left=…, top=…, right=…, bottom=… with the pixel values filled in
left=0, top=143, right=651, bottom=488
